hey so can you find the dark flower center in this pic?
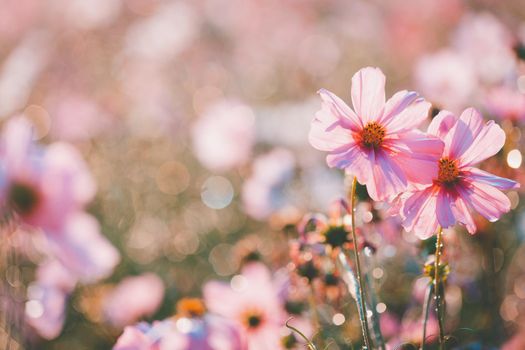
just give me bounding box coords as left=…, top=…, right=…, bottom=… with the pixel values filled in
left=437, top=158, right=459, bottom=185
left=361, top=122, right=386, bottom=148
left=7, top=182, right=40, bottom=216
left=244, top=312, right=264, bottom=329
left=322, top=225, right=349, bottom=248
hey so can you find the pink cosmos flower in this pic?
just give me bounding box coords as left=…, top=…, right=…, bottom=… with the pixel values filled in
left=103, top=273, right=165, bottom=328
left=0, top=118, right=120, bottom=282
left=398, top=108, right=519, bottom=239
left=309, top=67, right=443, bottom=201
left=203, top=263, right=286, bottom=350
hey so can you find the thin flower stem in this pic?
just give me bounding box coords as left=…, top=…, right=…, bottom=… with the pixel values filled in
left=421, top=283, right=434, bottom=350
left=434, top=226, right=445, bottom=350
left=349, top=176, right=372, bottom=350
left=308, top=285, right=324, bottom=348
left=286, top=318, right=318, bottom=350
left=365, top=272, right=386, bottom=350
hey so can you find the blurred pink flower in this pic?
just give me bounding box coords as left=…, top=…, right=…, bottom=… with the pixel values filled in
left=242, top=148, right=295, bottom=220
left=203, top=262, right=286, bottom=350
left=414, top=49, right=476, bottom=112
left=0, top=119, right=96, bottom=232
left=113, top=316, right=244, bottom=350
left=25, top=260, right=77, bottom=339
left=452, top=12, right=515, bottom=85
left=309, top=67, right=443, bottom=201
left=1, top=116, right=119, bottom=282
left=103, top=273, right=165, bottom=328
left=485, top=86, right=525, bottom=123
left=398, top=108, right=519, bottom=238
left=192, top=100, right=255, bottom=172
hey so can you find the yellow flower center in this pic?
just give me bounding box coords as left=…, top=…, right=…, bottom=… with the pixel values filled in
left=437, top=158, right=459, bottom=185
left=361, top=122, right=386, bottom=148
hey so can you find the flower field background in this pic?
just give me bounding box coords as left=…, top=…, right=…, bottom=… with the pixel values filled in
left=1, top=1, right=525, bottom=349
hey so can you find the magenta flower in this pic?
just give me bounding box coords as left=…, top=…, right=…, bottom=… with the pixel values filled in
left=398, top=108, right=519, bottom=238
left=309, top=67, right=443, bottom=201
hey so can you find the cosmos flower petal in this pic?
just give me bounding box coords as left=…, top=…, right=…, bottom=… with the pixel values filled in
left=459, top=120, right=506, bottom=166
left=1, top=117, right=35, bottom=175
left=318, top=88, right=362, bottom=130
left=401, top=186, right=439, bottom=239
left=351, top=67, right=386, bottom=124
left=463, top=167, right=519, bottom=190
left=450, top=195, right=476, bottom=234
left=444, top=107, right=497, bottom=162
left=381, top=91, right=431, bottom=133
left=367, top=150, right=407, bottom=202
left=436, top=190, right=455, bottom=229
left=326, top=144, right=371, bottom=185
left=47, top=213, right=120, bottom=283
left=386, top=131, right=443, bottom=186
left=203, top=281, right=240, bottom=318
left=308, top=104, right=356, bottom=152
left=427, top=110, right=457, bottom=139
left=457, top=181, right=511, bottom=222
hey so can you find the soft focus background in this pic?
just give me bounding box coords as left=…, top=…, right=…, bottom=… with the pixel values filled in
left=1, top=0, right=525, bottom=349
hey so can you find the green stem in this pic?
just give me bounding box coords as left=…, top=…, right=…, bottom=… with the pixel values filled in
left=434, top=227, right=445, bottom=349
left=421, top=283, right=434, bottom=350
left=349, top=177, right=372, bottom=349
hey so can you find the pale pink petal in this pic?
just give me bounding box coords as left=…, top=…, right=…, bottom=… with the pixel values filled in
left=463, top=167, right=519, bottom=190
left=26, top=286, right=67, bottom=340
left=1, top=117, right=36, bottom=175
left=113, top=326, right=154, bottom=350
left=450, top=195, right=476, bottom=234
left=457, top=181, right=511, bottom=222
left=203, top=281, right=240, bottom=318
left=459, top=120, right=506, bottom=166
left=443, top=108, right=484, bottom=159
left=329, top=146, right=372, bottom=186
left=436, top=190, right=455, bottom=229
left=43, top=143, right=97, bottom=206
left=401, top=186, right=439, bottom=239
left=350, top=67, right=386, bottom=124
left=386, top=131, right=443, bottom=186
left=103, top=274, right=165, bottom=328
left=318, top=88, right=362, bottom=129
left=367, top=150, right=407, bottom=202
left=381, top=92, right=431, bottom=133
left=48, top=213, right=120, bottom=283
left=427, top=110, right=457, bottom=139
left=308, top=104, right=355, bottom=152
